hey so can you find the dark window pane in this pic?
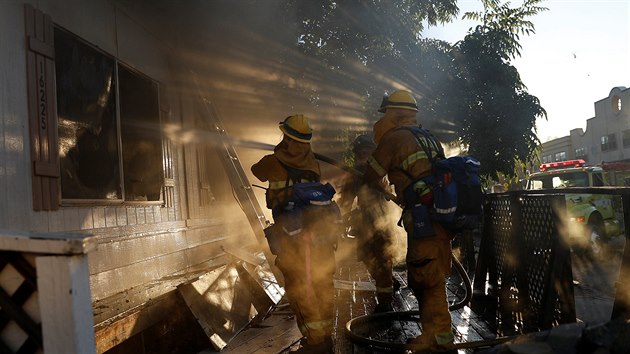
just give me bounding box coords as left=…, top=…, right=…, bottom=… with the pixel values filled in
left=118, top=66, right=163, bottom=201
left=593, top=173, right=604, bottom=187
left=610, top=133, right=618, bottom=150
left=55, top=28, right=121, bottom=200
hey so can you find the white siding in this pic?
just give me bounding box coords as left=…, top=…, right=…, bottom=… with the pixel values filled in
left=0, top=1, right=32, bottom=229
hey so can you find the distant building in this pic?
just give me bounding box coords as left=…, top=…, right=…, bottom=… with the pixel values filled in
left=540, top=86, right=630, bottom=167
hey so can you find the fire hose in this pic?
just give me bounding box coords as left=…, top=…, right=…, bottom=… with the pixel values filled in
left=345, top=308, right=517, bottom=352
left=344, top=255, right=503, bottom=353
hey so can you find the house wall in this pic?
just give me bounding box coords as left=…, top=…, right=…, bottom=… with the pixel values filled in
left=542, top=87, right=630, bottom=167
left=539, top=136, right=572, bottom=165
left=0, top=1, right=259, bottom=352
left=0, top=0, right=33, bottom=229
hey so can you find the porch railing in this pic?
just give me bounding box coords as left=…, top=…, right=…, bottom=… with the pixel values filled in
left=0, top=230, right=97, bottom=354
left=472, top=188, right=630, bottom=335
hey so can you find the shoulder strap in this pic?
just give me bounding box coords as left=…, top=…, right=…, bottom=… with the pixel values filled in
left=396, top=125, right=446, bottom=181
left=408, top=126, right=446, bottom=162
left=275, top=157, right=319, bottom=185
left=269, top=157, right=318, bottom=212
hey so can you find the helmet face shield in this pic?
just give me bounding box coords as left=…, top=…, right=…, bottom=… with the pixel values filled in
left=378, top=93, right=389, bottom=113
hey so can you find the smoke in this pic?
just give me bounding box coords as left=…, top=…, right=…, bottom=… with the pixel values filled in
left=552, top=197, right=627, bottom=324
left=115, top=0, right=466, bottom=291
left=118, top=0, right=461, bottom=155
left=162, top=123, right=276, bottom=152
left=111, top=0, right=468, bottom=227
left=333, top=183, right=407, bottom=272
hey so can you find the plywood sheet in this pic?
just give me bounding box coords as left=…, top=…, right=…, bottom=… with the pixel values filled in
left=179, top=264, right=259, bottom=351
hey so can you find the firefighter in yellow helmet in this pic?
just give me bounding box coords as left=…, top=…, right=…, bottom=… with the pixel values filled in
left=362, top=90, right=455, bottom=353
left=251, top=114, right=338, bottom=353
left=339, top=134, right=398, bottom=312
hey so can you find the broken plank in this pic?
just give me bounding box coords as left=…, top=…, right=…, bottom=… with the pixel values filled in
left=222, top=245, right=265, bottom=266
left=200, top=313, right=302, bottom=354
left=179, top=265, right=259, bottom=351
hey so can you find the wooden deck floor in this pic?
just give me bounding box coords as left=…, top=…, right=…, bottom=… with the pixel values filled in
left=328, top=254, right=497, bottom=354
left=194, top=213, right=627, bottom=354
left=201, top=238, right=498, bottom=354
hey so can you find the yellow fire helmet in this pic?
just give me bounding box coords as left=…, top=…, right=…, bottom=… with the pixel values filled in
left=279, top=114, right=312, bottom=143
left=378, top=89, right=418, bottom=113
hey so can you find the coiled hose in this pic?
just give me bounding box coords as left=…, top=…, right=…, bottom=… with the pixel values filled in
left=343, top=252, right=516, bottom=352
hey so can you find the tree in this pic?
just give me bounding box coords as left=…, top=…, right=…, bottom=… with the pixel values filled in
left=288, top=0, right=460, bottom=65
left=283, top=0, right=461, bottom=118
left=450, top=0, right=548, bottom=179
left=287, top=0, right=548, bottom=181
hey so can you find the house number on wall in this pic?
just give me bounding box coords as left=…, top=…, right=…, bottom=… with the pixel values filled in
left=38, top=61, right=47, bottom=131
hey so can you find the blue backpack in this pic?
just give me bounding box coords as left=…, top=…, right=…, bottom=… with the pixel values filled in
left=271, top=160, right=340, bottom=237
left=430, top=155, right=483, bottom=229
left=399, top=126, right=483, bottom=233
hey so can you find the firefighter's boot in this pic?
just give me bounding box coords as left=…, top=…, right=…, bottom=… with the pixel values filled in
left=293, top=336, right=333, bottom=354
left=406, top=332, right=456, bottom=353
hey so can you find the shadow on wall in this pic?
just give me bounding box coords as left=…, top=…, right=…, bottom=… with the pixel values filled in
left=133, top=0, right=459, bottom=157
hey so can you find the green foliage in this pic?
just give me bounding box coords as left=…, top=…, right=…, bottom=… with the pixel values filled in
left=334, top=127, right=357, bottom=167
left=450, top=0, right=548, bottom=179
left=462, top=0, right=548, bottom=60
left=288, top=0, right=459, bottom=65
left=285, top=0, right=549, bottom=181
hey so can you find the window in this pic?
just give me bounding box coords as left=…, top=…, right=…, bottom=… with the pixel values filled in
left=554, top=151, right=566, bottom=161
left=52, top=29, right=163, bottom=204
left=529, top=172, right=588, bottom=189
left=612, top=95, right=622, bottom=115
left=601, top=133, right=618, bottom=152
left=542, top=155, right=553, bottom=163
left=575, top=147, right=587, bottom=159
left=118, top=66, right=163, bottom=201
left=592, top=173, right=604, bottom=187
left=623, top=129, right=630, bottom=148
left=528, top=180, right=543, bottom=190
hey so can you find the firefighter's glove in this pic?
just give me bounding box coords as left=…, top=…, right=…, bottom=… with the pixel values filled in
left=412, top=181, right=433, bottom=206
left=419, top=190, right=433, bottom=206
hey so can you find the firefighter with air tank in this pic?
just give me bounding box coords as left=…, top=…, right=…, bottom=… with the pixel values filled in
left=362, top=90, right=456, bottom=353
left=251, top=115, right=340, bottom=354
left=339, top=134, right=399, bottom=313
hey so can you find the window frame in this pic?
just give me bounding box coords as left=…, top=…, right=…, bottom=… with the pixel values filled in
left=55, top=28, right=165, bottom=206
left=25, top=5, right=174, bottom=211
left=601, top=133, right=618, bottom=152
left=554, top=151, right=567, bottom=161
left=575, top=147, right=587, bottom=159
left=612, top=95, right=622, bottom=115
left=622, top=129, right=630, bottom=148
